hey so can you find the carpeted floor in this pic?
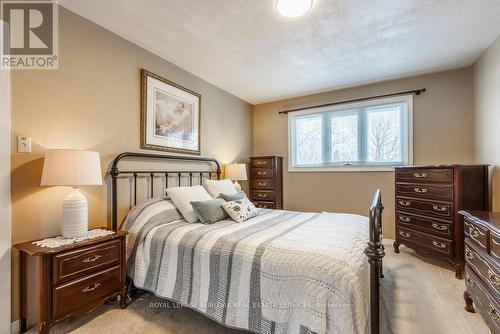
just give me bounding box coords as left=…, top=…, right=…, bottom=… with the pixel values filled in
left=30, top=245, right=490, bottom=334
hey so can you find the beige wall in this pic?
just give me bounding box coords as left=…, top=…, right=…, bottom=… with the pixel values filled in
left=473, top=35, right=500, bottom=210
left=1, top=56, right=11, bottom=331
left=253, top=68, right=475, bottom=240
left=10, top=7, right=252, bottom=321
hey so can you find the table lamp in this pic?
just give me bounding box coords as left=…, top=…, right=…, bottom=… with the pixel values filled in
left=41, top=149, right=102, bottom=238
left=225, top=163, right=247, bottom=192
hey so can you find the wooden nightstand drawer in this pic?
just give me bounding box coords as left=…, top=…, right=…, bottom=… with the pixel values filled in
left=464, top=218, right=489, bottom=253
left=252, top=178, right=274, bottom=190
left=396, top=168, right=453, bottom=184
left=252, top=190, right=274, bottom=201
left=251, top=168, right=273, bottom=179
left=53, top=239, right=121, bottom=284
left=254, top=201, right=274, bottom=209
left=251, top=158, right=274, bottom=168
left=52, top=266, right=121, bottom=319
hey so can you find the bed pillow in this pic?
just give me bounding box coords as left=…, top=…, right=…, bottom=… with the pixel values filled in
left=217, top=191, right=247, bottom=202
left=166, top=185, right=212, bottom=223
left=190, top=199, right=229, bottom=224
left=222, top=197, right=258, bottom=223
left=203, top=179, right=237, bottom=197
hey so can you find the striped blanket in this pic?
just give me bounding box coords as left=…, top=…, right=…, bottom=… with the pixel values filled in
left=122, top=197, right=370, bottom=334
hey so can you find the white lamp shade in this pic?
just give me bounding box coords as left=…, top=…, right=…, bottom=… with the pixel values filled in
left=41, top=149, right=103, bottom=186
left=225, top=163, right=247, bottom=181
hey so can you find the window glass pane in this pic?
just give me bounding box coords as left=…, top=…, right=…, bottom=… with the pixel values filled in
left=294, top=115, right=322, bottom=165
left=366, top=105, right=402, bottom=162
left=330, top=112, right=358, bottom=163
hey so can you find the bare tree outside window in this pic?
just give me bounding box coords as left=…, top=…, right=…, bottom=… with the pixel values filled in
left=367, top=109, right=401, bottom=162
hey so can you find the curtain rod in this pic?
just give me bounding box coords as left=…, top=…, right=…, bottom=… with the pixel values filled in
left=278, top=88, right=426, bottom=115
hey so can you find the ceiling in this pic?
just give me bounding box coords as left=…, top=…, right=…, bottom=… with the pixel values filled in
left=59, top=0, right=500, bottom=104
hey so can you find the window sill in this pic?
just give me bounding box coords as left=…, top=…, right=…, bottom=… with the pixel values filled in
left=288, top=166, right=397, bottom=172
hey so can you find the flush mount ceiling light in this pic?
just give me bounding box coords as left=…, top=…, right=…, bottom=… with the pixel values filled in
left=275, top=0, right=313, bottom=18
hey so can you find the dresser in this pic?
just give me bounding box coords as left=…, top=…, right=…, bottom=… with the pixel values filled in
left=14, top=229, right=127, bottom=333
left=394, top=165, right=489, bottom=278
left=249, top=156, right=283, bottom=209
left=461, top=211, right=500, bottom=333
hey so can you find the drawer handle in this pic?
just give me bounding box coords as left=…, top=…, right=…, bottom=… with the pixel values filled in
left=257, top=182, right=266, bottom=186
left=398, top=215, right=411, bottom=223
left=399, top=231, right=411, bottom=238
left=82, top=254, right=102, bottom=263
left=82, top=283, right=101, bottom=293
left=257, top=194, right=266, bottom=198
left=432, top=241, right=447, bottom=249
left=432, top=205, right=447, bottom=212
left=488, top=270, right=500, bottom=286
left=398, top=200, right=410, bottom=207
left=257, top=171, right=266, bottom=176
left=488, top=304, right=500, bottom=322
left=255, top=161, right=267, bottom=165
left=465, top=273, right=476, bottom=288
left=465, top=249, right=474, bottom=260
left=414, top=187, right=428, bottom=193
left=432, top=223, right=448, bottom=231
left=413, top=172, right=427, bottom=178
left=469, top=227, right=479, bottom=238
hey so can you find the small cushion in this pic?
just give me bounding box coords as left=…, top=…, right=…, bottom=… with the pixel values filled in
left=190, top=199, right=229, bottom=224
left=203, top=179, right=237, bottom=197
left=221, top=197, right=258, bottom=223
left=166, top=185, right=212, bottom=223
left=217, top=191, right=247, bottom=202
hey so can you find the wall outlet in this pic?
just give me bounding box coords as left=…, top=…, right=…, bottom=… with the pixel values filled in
left=17, top=136, right=31, bottom=153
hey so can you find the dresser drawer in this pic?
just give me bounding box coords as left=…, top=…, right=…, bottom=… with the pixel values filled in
left=396, top=211, right=452, bottom=237
left=465, top=240, right=500, bottom=295
left=251, top=158, right=274, bottom=168
left=464, top=218, right=489, bottom=253
left=53, top=240, right=120, bottom=284
left=492, top=232, right=500, bottom=260
left=53, top=266, right=121, bottom=319
left=251, top=168, right=274, bottom=179
left=396, top=168, right=453, bottom=184
left=252, top=178, right=274, bottom=190
left=396, top=197, right=453, bottom=219
left=252, top=190, right=274, bottom=201
left=465, top=266, right=500, bottom=333
left=397, top=227, right=453, bottom=258
left=254, top=201, right=274, bottom=209
left=396, top=183, right=453, bottom=202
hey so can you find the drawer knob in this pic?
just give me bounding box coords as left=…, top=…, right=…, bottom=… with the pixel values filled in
left=414, top=187, right=428, bottom=193
left=432, top=241, right=447, bottom=249
left=488, top=270, right=500, bottom=286
left=413, top=172, right=427, bottom=178
left=432, top=223, right=448, bottom=231
left=469, top=227, right=479, bottom=238
left=465, top=249, right=474, bottom=260
left=465, top=273, right=476, bottom=288
left=432, top=205, right=447, bottom=212
left=82, top=254, right=102, bottom=263
left=399, top=231, right=411, bottom=238
left=399, top=215, right=411, bottom=223
left=82, top=283, right=101, bottom=293
left=488, top=304, right=500, bottom=322
left=398, top=200, right=410, bottom=207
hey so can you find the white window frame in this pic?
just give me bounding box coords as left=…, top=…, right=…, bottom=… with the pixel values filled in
left=288, top=95, right=413, bottom=172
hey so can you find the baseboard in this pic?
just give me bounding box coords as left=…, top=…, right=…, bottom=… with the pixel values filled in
left=11, top=320, right=19, bottom=334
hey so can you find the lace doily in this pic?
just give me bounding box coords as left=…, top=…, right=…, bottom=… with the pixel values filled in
left=33, top=229, right=115, bottom=248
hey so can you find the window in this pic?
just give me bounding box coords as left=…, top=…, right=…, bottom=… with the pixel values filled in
left=289, top=96, right=413, bottom=171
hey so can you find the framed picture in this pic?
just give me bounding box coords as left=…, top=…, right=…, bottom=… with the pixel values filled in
left=140, top=69, right=201, bottom=155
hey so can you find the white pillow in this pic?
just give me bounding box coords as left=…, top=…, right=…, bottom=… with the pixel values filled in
left=222, top=197, right=259, bottom=223
left=166, top=185, right=212, bottom=223
left=203, top=179, right=237, bottom=197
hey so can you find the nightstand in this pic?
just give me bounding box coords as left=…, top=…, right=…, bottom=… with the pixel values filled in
left=14, top=229, right=128, bottom=334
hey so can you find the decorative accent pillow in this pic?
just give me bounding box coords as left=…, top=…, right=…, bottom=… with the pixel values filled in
left=166, top=185, right=212, bottom=223
left=221, top=198, right=258, bottom=223
left=190, top=199, right=229, bottom=224
left=217, top=191, right=247, bottom=202
left=203, top=179, right=237, bottom=197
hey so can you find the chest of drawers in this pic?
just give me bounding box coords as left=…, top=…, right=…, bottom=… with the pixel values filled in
left=249, top=156, right=283, bottom=209
left=461, top=211, right=500, bottom=333
left=394, top=165, right=489, bottom=278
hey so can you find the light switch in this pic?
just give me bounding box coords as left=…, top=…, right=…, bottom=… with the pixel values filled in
left=17, top=136, right=31, bottom=153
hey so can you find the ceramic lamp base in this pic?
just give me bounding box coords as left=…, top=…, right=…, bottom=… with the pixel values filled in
left=233, top=180, right=242, bottom=192
left=62, top=188, right=88, bottom=239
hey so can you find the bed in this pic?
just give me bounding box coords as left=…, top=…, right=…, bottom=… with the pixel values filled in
left=110, top=152, right=385, bottom=334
